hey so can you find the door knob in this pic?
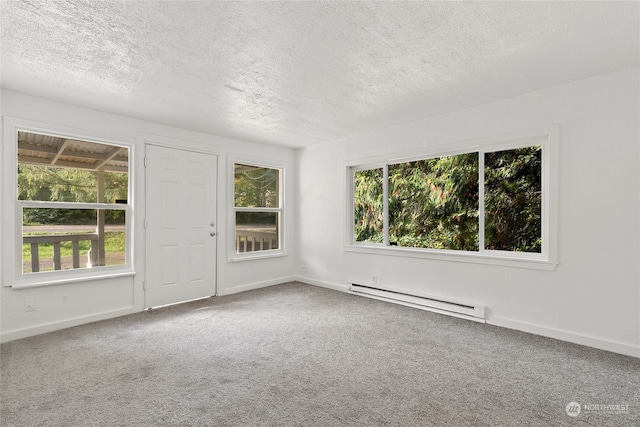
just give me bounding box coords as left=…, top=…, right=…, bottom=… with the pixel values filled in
left=210, top=232, right=216, bottom=236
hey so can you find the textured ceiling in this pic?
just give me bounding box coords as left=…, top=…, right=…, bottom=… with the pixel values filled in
left=1, top=1, right=638, bottom=148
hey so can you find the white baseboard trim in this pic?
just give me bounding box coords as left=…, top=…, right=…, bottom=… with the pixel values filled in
left=294, top=276, right=350, bottom=293
left=295, top=279, right=640, bottom=358
left=6, top=278, right=635, bottom=359
left=490, top=316, right=640, bottom=359
left=217, top=276, right=297, bottom=296
left=1, top=306, right=138, bottom=343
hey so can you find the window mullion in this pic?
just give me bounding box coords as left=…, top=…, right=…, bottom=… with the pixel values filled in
left=234, top=207, right=281, bottom=212
left=383, top=164, right=389, bottom=246
left=18, top=200, right=127, bottom=210
left=541, top=144, right=548, bottom=258
left=478, top=151, right=485, bottom=254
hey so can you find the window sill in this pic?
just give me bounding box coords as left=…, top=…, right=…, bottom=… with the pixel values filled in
left=228, top=251, right=288, bottom=263
left=9, top=269, right=136, bottom=289
left=344, top=245, right=557, bottom=271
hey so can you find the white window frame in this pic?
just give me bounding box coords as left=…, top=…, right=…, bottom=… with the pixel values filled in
left=228, top=155, right=286, bottom=262
left=2, top=118, right=135, bottom=288
left=345, top=126, right=559, bottom=271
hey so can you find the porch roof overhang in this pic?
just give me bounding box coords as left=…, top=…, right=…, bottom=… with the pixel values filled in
left=17, top=131, right=128, bottom=173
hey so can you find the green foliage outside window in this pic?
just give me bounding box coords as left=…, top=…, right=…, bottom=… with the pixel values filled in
left=234, top=164, right=279, bottom=209
left=484, top=146, right=542, bottom=252
left=354, top=168, right=384, bottom=243
left=18, top=165, right=128, bottom=225
left=18, top=165, right=127, bottom=203
left=353, top=146, right=542, bottom=253
left=389, top=153, right=479, bottom=250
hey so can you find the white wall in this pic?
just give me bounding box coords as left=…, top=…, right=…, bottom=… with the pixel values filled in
left=1, top=90, right=297, bottom=341
left=297, top=68, right=640, bottom=357
left=3, top=68, right=639, bottom=357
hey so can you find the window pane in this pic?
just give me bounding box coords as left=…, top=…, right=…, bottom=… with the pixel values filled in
left=17, top=131, right=129, bottom=203
left=18, top=165, right=98, bottom=203
left=388, top=153, right=479, bottom=250
left=105, top=171, right=129, bottom=204
left=484, top=146, right=542, bottom=252
left=235, top=212, right=279, bottom=253
left=22, top=208, right=126, bottom=273
left=234, top=164, right=279, bottom=208
left=18, top=166, right=129, bottom=203
left=354, top=168, right=384, bottom=243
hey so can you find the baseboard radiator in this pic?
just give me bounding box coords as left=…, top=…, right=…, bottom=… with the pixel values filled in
left=349, top=283, right=486, bottom=323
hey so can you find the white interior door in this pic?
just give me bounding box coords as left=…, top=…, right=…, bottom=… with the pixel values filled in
left=145, top=144, right=217, bottom=308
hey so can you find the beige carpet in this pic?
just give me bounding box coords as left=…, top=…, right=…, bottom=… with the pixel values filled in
left=2, top=282, right=639, bottom=426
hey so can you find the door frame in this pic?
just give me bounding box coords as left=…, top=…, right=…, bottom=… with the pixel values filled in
left=141, top=136, right=224, bottom=308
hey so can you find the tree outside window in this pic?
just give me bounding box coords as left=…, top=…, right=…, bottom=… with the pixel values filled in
left=352, top=144, right=542, bottom=255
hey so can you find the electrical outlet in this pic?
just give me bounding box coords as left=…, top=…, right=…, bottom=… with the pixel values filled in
left=372, top=275, right=377, bottom=284
left=301, top=264, right=308, bottom=273
left=25, top=299, right=36, bottom=312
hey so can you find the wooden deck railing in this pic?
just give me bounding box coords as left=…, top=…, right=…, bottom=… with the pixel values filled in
left=236, top=230, right=278, bottom=253
left=23, top=234, right=99, bottom=272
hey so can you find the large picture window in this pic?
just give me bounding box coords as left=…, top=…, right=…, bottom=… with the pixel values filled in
left=349, top=132, right=555, bottom=268
left=233, top=162, right=283, bottom=257
left=17, top=131, right=129, bottom=275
